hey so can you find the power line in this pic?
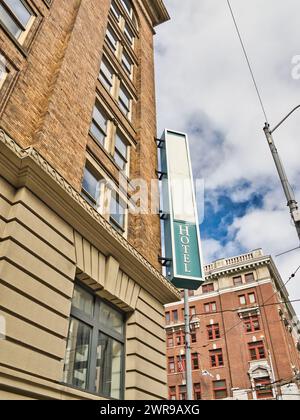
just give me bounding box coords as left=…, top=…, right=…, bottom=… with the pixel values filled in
left=226, top=0, right=269, bottom=123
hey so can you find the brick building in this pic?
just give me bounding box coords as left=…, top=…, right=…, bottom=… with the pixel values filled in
left=165, top=249, right=300, bottom=400
left=0, top=0, right=180, bottom=400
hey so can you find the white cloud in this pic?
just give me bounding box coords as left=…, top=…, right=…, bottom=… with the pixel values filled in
left=155, top=0, right=300, bottom=315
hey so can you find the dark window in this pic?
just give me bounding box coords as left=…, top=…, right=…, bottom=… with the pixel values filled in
left=168, top=357, right=175, bottom=374
left=191, top=331, right=197, bottom=343
left=167, top=333, right=174, bottom=348
left=194, top=383, right=202, bottom=400
left=169, top=386, right=176, bottom=400
left=255, top=377, right=273, bottom=399
left=213, top=380, right=227, bottom=399
left=110, top=190, right=126, bottom=233
left=245, top=272, right=255, bottom=283
left=99, top=57, right=114, bottom=91
left=204, top=302, right=217, bottom=313
left=63, top=284, right=125, bottom=399
left=210, top=349, right=224, bottom=367
left=192, top=353, right=199, bottom=370
left=0, top=0, right=33, bottom=40
left=114, top=132, right=128, bottom=172
left=90, top=101, right=108, bottom=146
left=207, top=324, right=221, bottom=340
left=233, top=275, right=243, bottom=286
left=81, top=166, right=102, bottom=207
left=165, top=312, right=170, bottom=324
left=172, top=310, right=178, bottom=323
left=249, top=341, right=266, bottom=361
left=179, top=385, right=187, bottom=400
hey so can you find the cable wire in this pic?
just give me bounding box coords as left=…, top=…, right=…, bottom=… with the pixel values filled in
left=226, top=0, right=269, bottom=123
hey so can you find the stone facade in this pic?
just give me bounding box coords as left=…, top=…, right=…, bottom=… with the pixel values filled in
left=165, top=250, right=300, bottom=400
left=0, top=0, right=179, bottom=400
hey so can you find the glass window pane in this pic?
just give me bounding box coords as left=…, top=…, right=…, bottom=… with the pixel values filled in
left=100, top=59, right=114, bottom=91
left=72, top=284, right=94, bottom=316
left=111, top=0, right=121, bottom=21
left=3, top=0, right=31, bottom=27
left=82, top=167, right=100, bottom=203
left=95, top=334, right=123, bottom=399
left=110, top=192, right=126, bottom=229
left=106, top=26, right=118, bottom=51
left=0, top=4, right=22, bottom=37
left=115, top=134, right=127, bottom=158
left=63, top=318, right=91, bottom=390
left=124, top=22, right=134, bottom=45
left=91, top=103, right=107, bottom=145
left=121, top=0, right=132, bottom=17
left=99, top=301, right=123, bottom=334
left=122, top=51, right=132, bottom=75
left=249, top=293, right=256, bottom=304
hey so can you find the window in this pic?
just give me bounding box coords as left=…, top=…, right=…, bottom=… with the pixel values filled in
left=233, top=275, right=242, bottom=286
left=63, top=284, right=124, bottom=399
left=172, top=310, right=178, bottom=323
left=121, top=50, right=133, bottom=77
left=244, top=315, right=260, bottom=333
left=165, top=312, right=170, bottom=325
left=120, top=0, right=133, bottom=18
left=210, top=349, right=224, bottom=368
left=202, top=283, right=214, bottom=294
left=124, top=22, right=134, bottom=47
left=90, top=101, right=108, bottom=146
left=118, top=83, right=132, bottom=118
left=207, top=324, right=221, bottom=340
left=190, top=306, right=196, bottom=317
left=191, top=331, right=197, bottom=343
left=106, top=25, right=118, bottom=52
left=110, top=0, right=121, bottom=22
left=99, top=57, right=114, bottom=92
left=192, top=353, right=199, bottom=370
left=0, top=0, right=34, bottom=41
left=176, top=355, right=185, bottom=373
left=194, top=383, right=201, bottom=400
left=255, top=377, right=273, bottom=399
left=213, top=380, right=227, bottom=400
left=169, top=386, right=176, bottom=400
left=175, top=330, right=185, bottom=346
left=179, top=385, right=187, bottom=400
left=81, top=166, right=102, bottom=207
left=110, top=190, right=126, bottom=232
left=167, top=333, right=174, bottom=348
left=245, top=272, right=255, bottom=283
left=249, top=341, right=266, bottom=361
left=114, top=132, right=128, bottom=172
left=204, top=302, right=217, bottom=313
left=239, top=292, right=256, bottom=306
left=168, top=357, right=175, bottom=374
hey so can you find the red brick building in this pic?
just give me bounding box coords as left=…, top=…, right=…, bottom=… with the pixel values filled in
left=165, top=249, right=300, bottom=400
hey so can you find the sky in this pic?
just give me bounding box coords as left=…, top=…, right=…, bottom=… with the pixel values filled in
left=154, top=0, right=300, bottom=316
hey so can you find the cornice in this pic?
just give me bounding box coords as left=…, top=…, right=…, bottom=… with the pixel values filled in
left=141, top=0, right=170, bottom=27
left=0, top=129, right=180, bottom=304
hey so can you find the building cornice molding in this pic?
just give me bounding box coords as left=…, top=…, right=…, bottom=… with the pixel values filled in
left=205, top=259, right=271, bottom=280
left=0, top=129, right=180, bottom=304
left=141, top=0, right=170, bottom=27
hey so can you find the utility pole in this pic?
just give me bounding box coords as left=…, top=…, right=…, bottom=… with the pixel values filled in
left=263, top=108, right=300, bottom=242
left=184, top=289, right=193, bottom=400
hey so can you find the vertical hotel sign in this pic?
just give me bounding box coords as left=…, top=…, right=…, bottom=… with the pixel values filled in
left=161, top=130, right=204, bottom=290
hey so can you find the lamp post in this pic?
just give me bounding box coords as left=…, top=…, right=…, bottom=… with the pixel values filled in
left=263, top=105, right=300, bottom=242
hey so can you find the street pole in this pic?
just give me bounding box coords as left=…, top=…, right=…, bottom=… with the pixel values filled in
left=263, top=123, right=300, bottom=242
left=184, top=289, right=193, bottom=400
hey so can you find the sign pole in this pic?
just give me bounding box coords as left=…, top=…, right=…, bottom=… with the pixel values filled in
left=184, top=289, right=193, bottom=400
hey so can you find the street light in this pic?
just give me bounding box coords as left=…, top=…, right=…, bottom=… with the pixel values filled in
left=263, top=105, right=300, bottom=242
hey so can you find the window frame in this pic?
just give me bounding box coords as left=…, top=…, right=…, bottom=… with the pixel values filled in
left=248, top=341, right=266, bottom=361
left=202, top=283, right=214, bottom=294
left=63, top=282, right=126, bottom=399
left=243, top=315, right=261, bottom=333
left=204, top=302, right=217, bottom=313
left=207, top=323, right=221, bottom=341
left=213, top=380, right=228, bottom=400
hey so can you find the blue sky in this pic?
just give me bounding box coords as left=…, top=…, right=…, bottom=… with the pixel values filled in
left=154, top=0, right=300, bottom=315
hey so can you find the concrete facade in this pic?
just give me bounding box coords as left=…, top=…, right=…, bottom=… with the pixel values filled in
left=0, top=0, right=180, bottom=400
left=165, top=250, right=300, bottom=400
